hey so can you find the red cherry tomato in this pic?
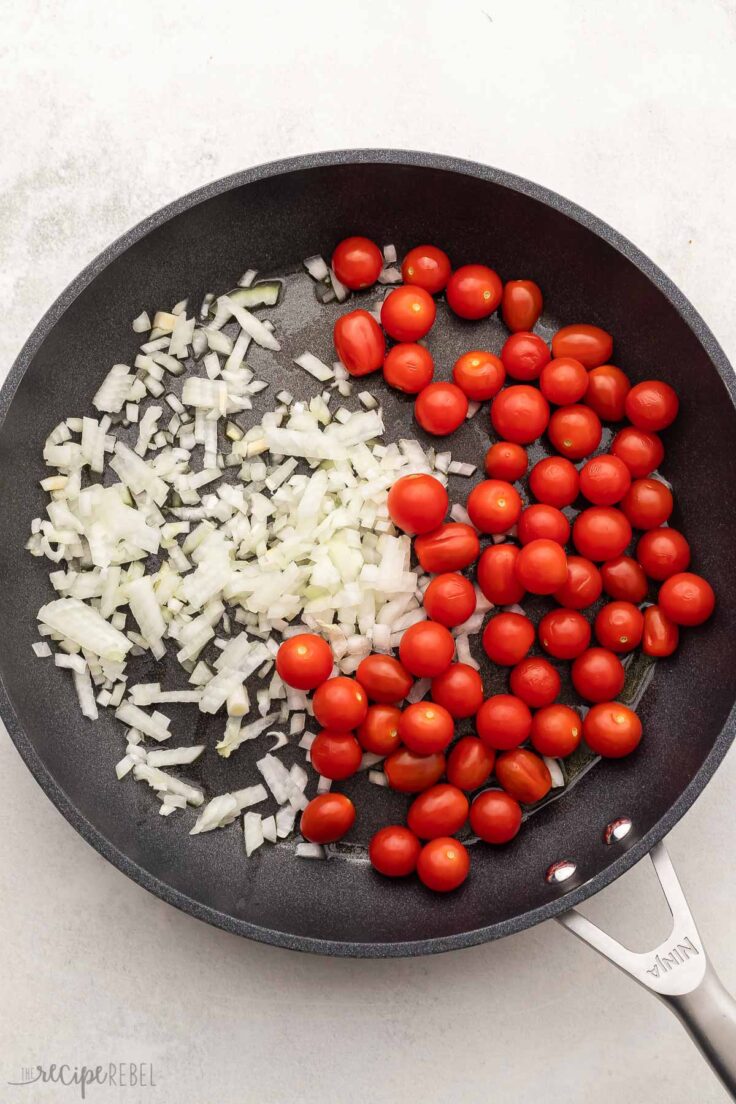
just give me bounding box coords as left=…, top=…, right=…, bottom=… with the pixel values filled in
left=356, top=704, right=402, bottom=755
left=540, top=356, right=589, bottom=405
left=276, top=633, right=333, bottom=690
left=415, top=382, right=468, bottom=435
left=401, top=244, right=451, bottom=294
left=515, top=539, right=568, bottom=594
left=446, top=736, right=495, bottom=791
left=408, top=784, right=469, bottom=839
left=548, top=404, right=602, bottom=460
left=476, top=694, right=533, bottom=750
left=383, top=343, right=434, bottom=393
left=300, top=793, right=356, bottom=843
left=313, top=677, right=368, bottom=730
left=642, top=605, right=679, bottom=657
left=369, top=825, right=422, bottom=877
left=583, top=703, right=642, bottom=758
left=579, top=454, right=632, bottom=506
left=470, top=790, right=522, bottom=843
left=501, top=279, right=543, bottom=332
left=333, top=310, right=386, bottom=376
left=601, top=556, right=648, bottom=603
left=611, top=426, right=665, bottom=478
left=387, top=473, right=448, bottom=535
left=482, top=612, right=535, bottom=666
left=310, top=730, right=362, bottom=780
left=356, top=654, right=413, bottom=704
left=414, top=523, right=480, bottom=573
left=573, top=507, right=632, bottom=562
left=621, top=478, right=673, bottom=530
left=384, top=748, right=446, bottom=793
left=431, top=663, right=484, bottom=718
left=595, top=601, right=644, bottom=653
left=528, top=455, right=580, bottom=507
left=538, top=609, right=591, bottom=659
left=484, top=441, right=528, bottom=482
left=417, top=837, right=470, bottom=892
left=476, top=543, right=526, bottom=606
left=423, top=573, right=476, bottom=628
left=331, top=236, right=383, bottom=289
left=571, top=648, right=626, bottom=703
left=658, top=572, right=715, bottom=626
left=531, top=704, right=582, bottom=758
left=399, top=621, right=455, bottom=678
left=501, top=332, right=551, bottom=381
left=625, top=380, right=679, bottom=432
left=381, top=285, right=436, bottom=342
left=510, top=656, right=561, bottom=708
left=636, top=528, right=691, bottom=581
left=452, top=350, right=505, bottom=400
left=467, top=479, right=522, bottom=534
left=585, top=364, right=630, bottom=421
left=517, top=503, right=570, bottom=546
left=446, top=264, right=503, bottom=319
left=553, top=555, right=603, bottom=609
left=551, top=323, right=613, bottom=368
left=491, top=385, right=550, bottom=444
left=495, top=748, right=551, bottom=803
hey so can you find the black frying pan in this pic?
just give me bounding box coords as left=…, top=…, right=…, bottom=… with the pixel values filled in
left=2, top=151, right=736, bottom=1089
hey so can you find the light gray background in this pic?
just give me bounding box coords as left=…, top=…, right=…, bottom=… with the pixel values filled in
left=2, top=2, right=735, bottom=1101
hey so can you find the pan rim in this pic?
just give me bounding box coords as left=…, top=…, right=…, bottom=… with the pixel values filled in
left=1, top=147, right=735, bottom=957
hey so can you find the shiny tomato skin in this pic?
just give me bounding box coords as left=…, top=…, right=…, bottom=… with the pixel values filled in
left=573, top=507, right=632, bottom=562
left=452, top=350, right=505, bottom=400
left=356, top=704, right=402, bottom=755
left=300, top=793, right=356, bottom=843
left=548, top=404, right=602, bottom=460
left=408, top=784, right=469, bottom=839
left=528, top=456, right=580, bottom=508
left=501, top=332, right=551, bottom=381
left=476, top=694, right=533, bottom=750
left=585, top=364, right=631, bottom=421
left=517, top=503, right=570, bottom=546
left=467, top=479, right=522, bottom=534
left=446, top=736, right=495, bottom=791
left=579, top=454, right=632, bottom=506
left=369, top=825, right=422, bottom=877
left=553, top=556, right=603, bottom=609
left=484, top=441, right=528, bottom=482
left=416, top=837, right=470, bottom=892
left=642, top=605, right=679, bottom=657
left=333, top=310, right=386, bottom=376
left=495, top=748, right=551, bottom=804
left=509, top=657, right=561, bottom=708
left=601, top=556, right=648, bottom=603
left=482, top=612, right=535, bottom=666
left=583, top=703, right=642, bottom=758
left=538, top=609, right=591, bottom=660
left=415, top=523, right=480, bottom=573
left=658, top=572, right=715, bottom=626
left=636, top=528, right=691, bottom=581
left=399, top=621, right=455, bottom=678
left=415, top=382, right=468, bottom=435
left=332, top=236, right=382, bottom=289
left=611, top=426, right=665, bottom=478
left=401, top=244, right=451, bottom=294
left=571, top=648, right=626, bottom=703
left=356, top=654, right=413, bottom=704
left=313, top=677, right=368, bottom=730
left=540, top=356, right=589, bottom=405
left=621, top=478, right=673, bottom=530
left=470, top=790, right=522, bottom=843
left=491, top=385, right=550, bottom=444
left=387, top=473, right=448, bottom=535
left=384, top=748, right=446, bottom=793
left=310, top=730, right=363, bottom=780
left=383, top=342, right=434, bottom=393
left=381, top=285, right=436, bottom=342
left=476, top=543, right=526, bottom=606
left=625, top=380, right=679, bottom=432
left=446, top=264, right=503, bottom=319
left=501, top=279, right=543, bottom=332
left=423, top=573, right=476, bottom=628
left=530, top=704, right=582, bottom=758
left=431, top=663, right=484, bottom=718
left=595, top=601, right=644, bottom=653
left=551, top=324, right=613, bottom=368
left=515, top=539, right=568, bottom=595
left=276, top=633, right=333, bottom=690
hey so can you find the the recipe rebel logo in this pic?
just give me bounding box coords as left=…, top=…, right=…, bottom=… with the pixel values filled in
left=7, top=1061, right=157, bottom=1098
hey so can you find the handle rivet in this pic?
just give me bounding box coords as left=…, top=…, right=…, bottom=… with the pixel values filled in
left=603, top=817, right=632, bottom=845
left=546, top=860, right=577, bottom=884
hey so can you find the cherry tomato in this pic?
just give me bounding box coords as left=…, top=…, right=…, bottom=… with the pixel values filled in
left=387, top=473, right=448, bottom=535
left=548, top=404, right=602, bottom=460
left=601, top=556, right=648, bottom=603
left=446, top=264, right=503, bottom=319
left=476, top=543, right=526, bottom=606
left=369, top=825, right=422, bottom=877
left=530, top=704, right=582, bottom=758
left=333, top=310, right=386, bottom=376
left=401, top=244, right=451, bottom=294
left=356, top=704, right=402, bottom=755
left=408, top=784, right=469, bottom=839
left=491, top=385, right=550, bottom=444
left=381, top=285, right=436, bottom=342
left=585, top=364, right=630, bottom=421
left=642, top=605, right=679, bottom=657
left=658, top=572, right=715, bottom=626
left=310, top=730, right=362, bottom=780
left=583, top=703, right=642, bottom=758
left=276, top=633, right=333, bottom=690
left=611, top=426, right=665, bottom=478
left=538, top=609, right=591, bottom=659
left=431, top=663, right=484, bottom=718
left=517, top=503, right=570, bottom=546
left=399, top=621, right=455, bottom=678
left=509, top=656, right=561, bottom=708
left=446, top=736, right=495, bottom=791
left=356, top=654, right=413, bottom=704
left=383, top=343, right=434, bottom=393
left=594, top=601, right=644, bottom=653
left=470, top=790, right=522, bottom=844
left=415, top=523, right=480, bottom=573
left=571, top=648, right=626, bottom=703
left=423, top=573, right=476, bottom=628
left=573, top=507, right=632, bottom=561
left=415, top=381, right=468, bottom=435
left=331, top=236, right=382, bottom=289
left=476, top=694, right=533, bottom=750
left=484, top=441, right=528, bottom=482
left=482, top=612, right=535, bottom=666
left=300, top=793, right=356, bottom=844
left=495, top=748, right=551, bottom=803
left=621, top=478, right=673, bottom=530
left=579, top=454, right=631, bottom=506
left=625, top=380, right=679, bottom=432
left=551, top=323, right=613, bottom=368
left=501, top=279, right=543, bottom=332
left=313, top=677, right=368, bottom=730
left=467, top=479, right=522, bottom=534
left=553, top=555, right=603, bottom=609
left=540, top=356, right=589, bottom=405
left=384, top=748, right=446, bottom=793
left=417, top=837, right=470, bottom=892
left=515, top=539, right=568, bottom=594
left=636, top=527, right=691, bottom=581
left=452, top=350, right=505, bottom=400
left=528, top=455, right=580, bottom=507
left=501, top=332, right=551, bottom=381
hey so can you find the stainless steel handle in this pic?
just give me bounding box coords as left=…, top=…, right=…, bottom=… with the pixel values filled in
left=557, top=841, right=736, bottom=1098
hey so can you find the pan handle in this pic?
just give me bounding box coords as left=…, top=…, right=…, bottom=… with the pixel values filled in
left=557, top=841, right=736, bottom=1099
